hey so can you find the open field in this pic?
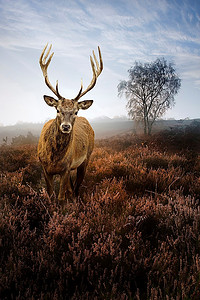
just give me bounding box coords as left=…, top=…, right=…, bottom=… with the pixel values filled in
left=0, top=123, right=200, bottom=299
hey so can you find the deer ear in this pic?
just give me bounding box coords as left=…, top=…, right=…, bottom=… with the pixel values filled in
left=78, top=100, right=93, bottom=110
left=43, top=95, right=58, bottom=107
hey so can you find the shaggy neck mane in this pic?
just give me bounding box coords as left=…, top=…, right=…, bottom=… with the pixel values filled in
left=55, top=119, right=72, bottom=148
left=48, top=119, right=73, bottom=161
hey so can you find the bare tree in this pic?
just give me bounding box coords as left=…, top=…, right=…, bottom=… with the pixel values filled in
left=118, top=58, right=181, bottom=135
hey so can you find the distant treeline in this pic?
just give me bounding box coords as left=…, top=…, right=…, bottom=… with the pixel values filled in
left=11, top=132, right=39, bottom=145
left=0, top=118, right=200, bottom=145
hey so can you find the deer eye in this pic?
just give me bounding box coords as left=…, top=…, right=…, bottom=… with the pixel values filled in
left=75, top=111, right=78, bottom=115
left=57, top=109, right=60, bottom=113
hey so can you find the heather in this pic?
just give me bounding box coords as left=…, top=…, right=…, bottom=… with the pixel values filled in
left=0, top=125, right=200, bottom=299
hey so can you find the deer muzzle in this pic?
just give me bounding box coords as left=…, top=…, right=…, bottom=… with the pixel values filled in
left=60, top=123, right=72, bottom=134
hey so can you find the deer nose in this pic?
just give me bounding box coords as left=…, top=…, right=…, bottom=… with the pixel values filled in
left=61, top=124, right=71, bottom=132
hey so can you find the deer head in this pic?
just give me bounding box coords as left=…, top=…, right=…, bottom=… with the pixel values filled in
left=39, top=44, right=103, bottom=134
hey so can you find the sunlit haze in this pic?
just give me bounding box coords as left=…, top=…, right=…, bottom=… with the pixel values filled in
left=0, top=0, right=200, bottom=126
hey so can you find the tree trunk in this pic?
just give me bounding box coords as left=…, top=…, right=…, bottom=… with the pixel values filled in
left=147, top=125, right=152, bottom=135
left=147, top=120, right=155, bottom=135
left=143, top=117, right=148, bottom=135
left=143, top=117, right=153, bottom=135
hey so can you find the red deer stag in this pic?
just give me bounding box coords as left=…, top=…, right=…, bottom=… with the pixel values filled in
left=38, top=44, right=103, bottom=201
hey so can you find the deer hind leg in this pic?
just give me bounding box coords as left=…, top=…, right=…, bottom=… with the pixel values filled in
left=74, top=161, right=87, bottom=197
left=58, top=171, right=73, bottom=202
left=43, top=167, right=54, bottom=197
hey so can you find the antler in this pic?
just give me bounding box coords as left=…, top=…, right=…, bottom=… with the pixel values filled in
left=74, top=46, right=103, bottom=101
left=39, top=44, right=62, bottom=99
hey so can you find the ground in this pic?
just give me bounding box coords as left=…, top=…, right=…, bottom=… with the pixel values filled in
left=0, top=124, right=200, bottom=299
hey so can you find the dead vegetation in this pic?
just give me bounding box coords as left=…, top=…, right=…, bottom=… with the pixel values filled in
left=0, top=124, right=200, bottom=299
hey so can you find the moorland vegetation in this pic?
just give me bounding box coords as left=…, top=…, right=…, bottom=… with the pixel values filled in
left=0, top=122, right=200, bottom=299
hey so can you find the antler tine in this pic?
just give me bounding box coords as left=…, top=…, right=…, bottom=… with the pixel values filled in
left=43, top=44, right=52, bottom=62
left=74, top=46, right=103, bottom=101
left=92, top=51, right=99, bottom=74
left=74, top=79, right=83, bottom=101
left=39, top=44, right=53, bottom=76
left=56, top=80, right=61, bottom=98
left=40, top=43, right=48, bottom=63
left=39, top=44, right=62, bottom=99
left=92, top=47, right=103, bottom=76
left=98, top=46, right=103, bottom=75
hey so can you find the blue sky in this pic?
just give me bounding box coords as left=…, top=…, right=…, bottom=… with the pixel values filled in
left=0, top=0, right=199, bottom=125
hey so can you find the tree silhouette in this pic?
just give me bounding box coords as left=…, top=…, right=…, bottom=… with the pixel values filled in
left=118, top=58, right=181, bottom=135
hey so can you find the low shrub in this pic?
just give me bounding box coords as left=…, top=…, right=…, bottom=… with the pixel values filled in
left=0, top=128, right=200, bottom=299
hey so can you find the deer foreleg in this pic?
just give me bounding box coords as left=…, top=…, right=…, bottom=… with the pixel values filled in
left=43, top=168, right=54, bottom=197
left=74, top=161, right=87, bottom=197
left=58, top=171, right=73, bottom=202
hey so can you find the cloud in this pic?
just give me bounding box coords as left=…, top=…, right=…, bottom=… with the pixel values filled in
left=0, top=0, right=199, bottom=125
